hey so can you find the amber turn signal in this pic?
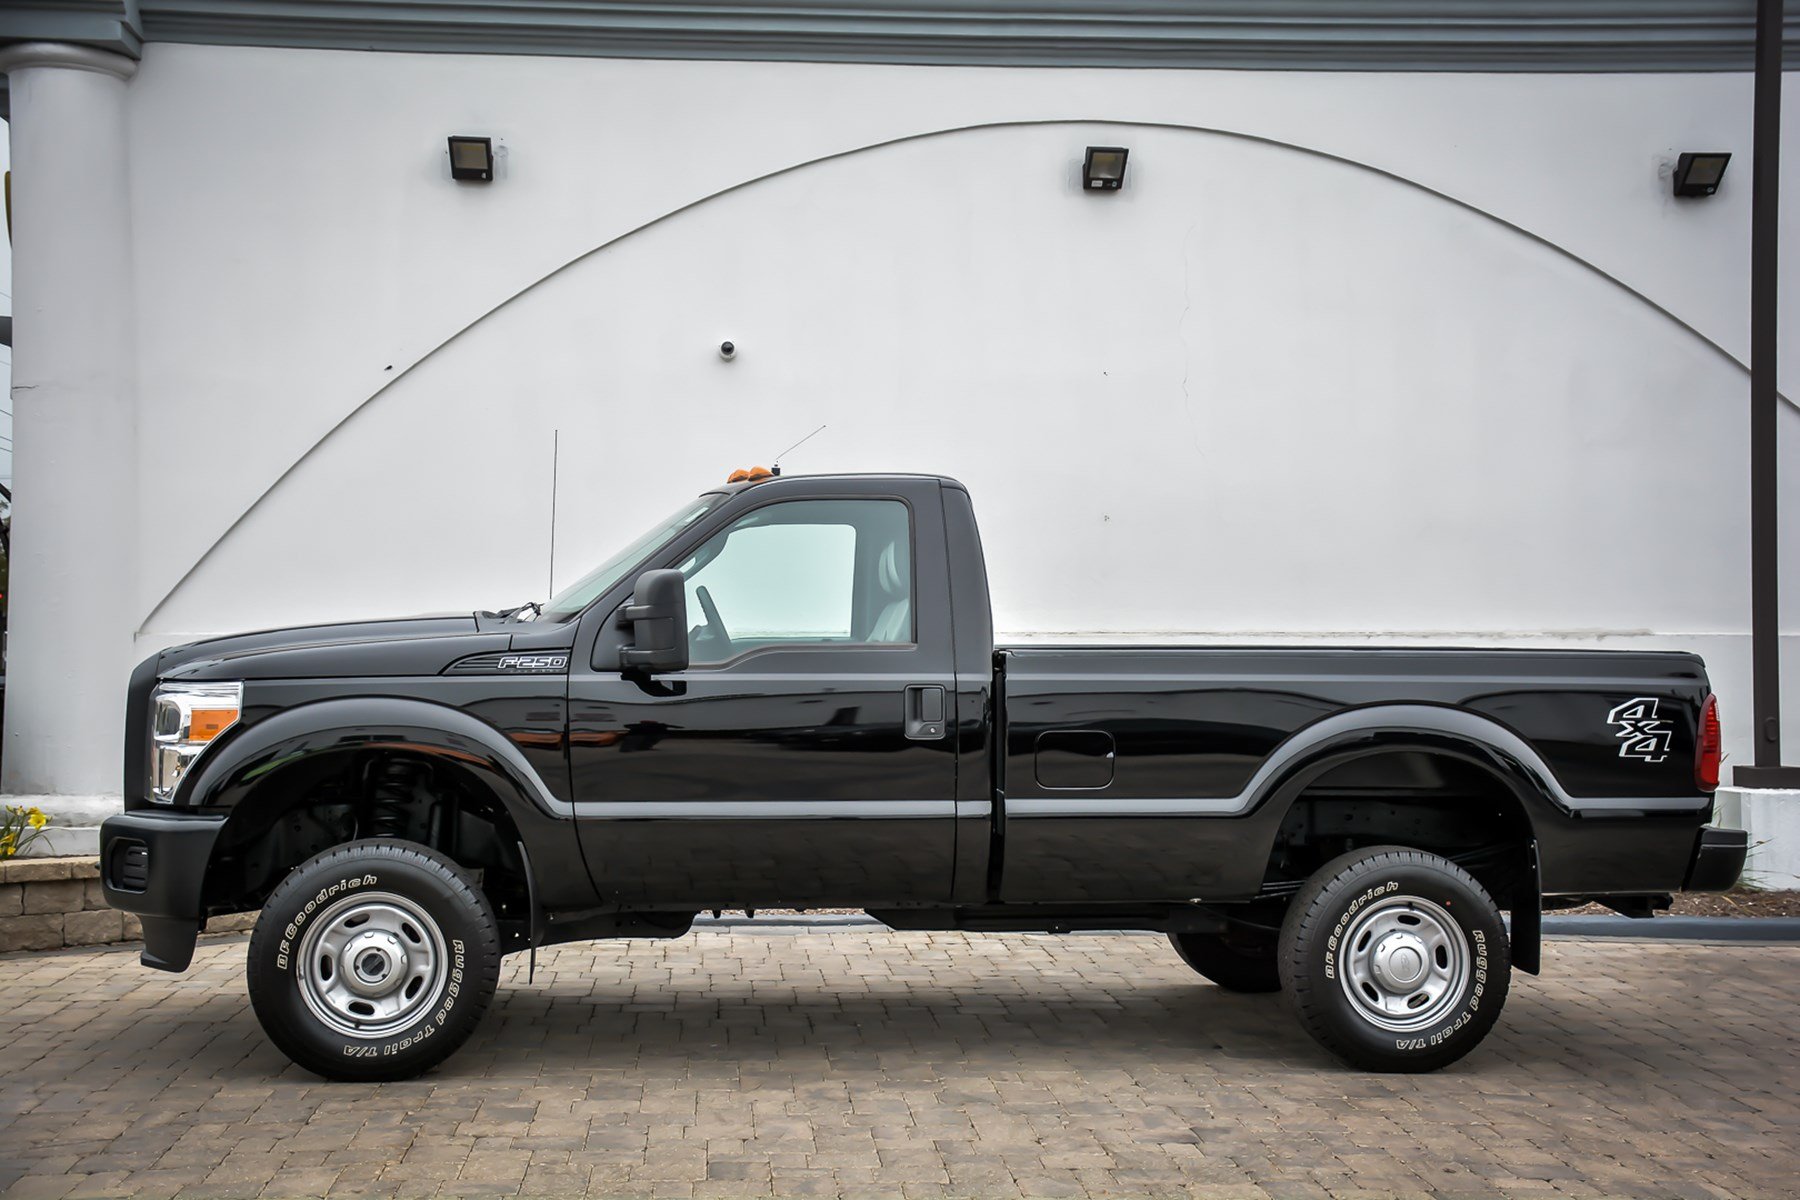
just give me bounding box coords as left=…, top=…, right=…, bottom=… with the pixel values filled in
left=189, top=708, right=238, bottom=742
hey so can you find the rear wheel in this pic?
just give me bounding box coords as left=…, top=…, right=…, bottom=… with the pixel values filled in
left=1168, top=927, right=1281, bottom=993
left=247, top=839, right=501, bottom=1081
left=1279, top=846, right=1509, bottom=1072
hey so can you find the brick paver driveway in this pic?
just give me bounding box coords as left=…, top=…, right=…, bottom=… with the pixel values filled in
left=1, top=930, right=1795, bottom=1199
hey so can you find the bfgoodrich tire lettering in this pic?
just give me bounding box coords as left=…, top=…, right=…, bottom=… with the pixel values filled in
left=247, top=839, right=500, bottom=1081
left=1279, top=846, right=1510, bottom=1073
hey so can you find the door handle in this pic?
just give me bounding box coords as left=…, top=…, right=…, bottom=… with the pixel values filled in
left=905, top=685, right=947, bottom=741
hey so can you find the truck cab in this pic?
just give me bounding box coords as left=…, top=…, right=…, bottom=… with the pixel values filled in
left=562, top=475, right=978, bottom=909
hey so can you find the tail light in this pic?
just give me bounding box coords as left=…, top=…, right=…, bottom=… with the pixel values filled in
left=1695, top=693, right=1722, bottom=792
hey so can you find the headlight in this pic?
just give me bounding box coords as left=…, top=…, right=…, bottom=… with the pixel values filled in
left=150, top=681, right=242, bottom=803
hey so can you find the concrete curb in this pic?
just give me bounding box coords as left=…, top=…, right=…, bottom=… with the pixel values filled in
left=1538, top=915, right=1800, bottom=942
left=689, top=913, right=1800, bottom=942
left=695, top=914, right=882, bottom=929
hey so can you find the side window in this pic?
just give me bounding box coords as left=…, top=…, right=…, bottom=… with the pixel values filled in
left=678, top=499, right=912, bottom=666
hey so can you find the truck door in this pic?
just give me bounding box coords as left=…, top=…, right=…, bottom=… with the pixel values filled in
left=566, top=479, right=958, bottom=907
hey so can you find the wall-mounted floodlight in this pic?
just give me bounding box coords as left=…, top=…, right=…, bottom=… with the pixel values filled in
left=1083, top=146, right=1128, bottom=191
left=447, top=136, right=495, bottom=182
left=1673, top=151, right=1730, bottom=197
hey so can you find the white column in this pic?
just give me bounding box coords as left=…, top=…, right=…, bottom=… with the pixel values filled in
left=0, top=43, right=139, bottom=852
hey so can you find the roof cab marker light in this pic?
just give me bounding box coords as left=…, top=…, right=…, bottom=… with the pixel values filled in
left=1695, top=694, right=1722, bottom=793
left=726, top=466, right=774, bottom=484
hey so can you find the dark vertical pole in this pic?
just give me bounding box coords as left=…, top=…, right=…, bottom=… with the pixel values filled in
left=548, top=429, right=560, bottom=602
left=1740, top=0, right=1798, bottom=786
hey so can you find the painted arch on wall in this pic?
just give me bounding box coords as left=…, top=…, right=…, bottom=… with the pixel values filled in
left=142, top=118, right=1799, bottom=640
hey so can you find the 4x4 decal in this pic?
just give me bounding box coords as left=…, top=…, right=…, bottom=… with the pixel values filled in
left=1607, top=697, right=1672, bottom=763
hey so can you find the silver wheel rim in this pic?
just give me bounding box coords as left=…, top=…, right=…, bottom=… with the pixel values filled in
left=296, top=890, right=447, bottom=1040
left=1337, top=894, right=1469, bottom=1033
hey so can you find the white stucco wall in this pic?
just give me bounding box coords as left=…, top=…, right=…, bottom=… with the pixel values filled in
left=5, top=42, right=1799, bottom=802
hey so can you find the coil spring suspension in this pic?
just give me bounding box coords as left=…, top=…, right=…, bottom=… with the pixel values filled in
left=365, top=758, right=427, bottom=840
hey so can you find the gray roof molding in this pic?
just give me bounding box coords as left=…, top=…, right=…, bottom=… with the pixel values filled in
left=0, top=1, right=142, bottom=58
left=1, top=1, right=1797, bottom=73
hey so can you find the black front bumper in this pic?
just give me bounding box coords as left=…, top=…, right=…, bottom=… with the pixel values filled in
left=100, top=809, right=227, bottom=972
left=1684, top=824, right=1749, bottom=892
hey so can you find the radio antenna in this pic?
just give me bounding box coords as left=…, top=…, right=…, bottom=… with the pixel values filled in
left=547, top=429, right=560, bottom=600
left=771, top=424, right=827, bottom=476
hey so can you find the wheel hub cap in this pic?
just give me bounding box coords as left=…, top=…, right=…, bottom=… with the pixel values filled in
left=1370, top=932, right=1429, bottom=990
left=342, top=931, right=406, bottom=996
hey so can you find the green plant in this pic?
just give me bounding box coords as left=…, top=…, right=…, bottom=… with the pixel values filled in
left=0, top=805, right=50, bottom=859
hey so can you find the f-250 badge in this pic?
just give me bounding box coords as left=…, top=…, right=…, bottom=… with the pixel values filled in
left=1607, top=697, right=1672, bottom=763
left=498, top=654, right=568, bottom=671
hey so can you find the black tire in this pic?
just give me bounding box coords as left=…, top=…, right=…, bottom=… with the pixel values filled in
left=1168, top=928, right=1282, bottom=993
left=247, top=839, right=501, bottom=1081
left=1279, top=846, right=1510, bottom=1073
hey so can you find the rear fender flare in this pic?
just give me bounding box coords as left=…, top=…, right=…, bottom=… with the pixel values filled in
left=1246, top=703, right=1622, bottom=828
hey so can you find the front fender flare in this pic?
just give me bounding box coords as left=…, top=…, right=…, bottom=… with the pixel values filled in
left=179, top=696, right=570, bottom=820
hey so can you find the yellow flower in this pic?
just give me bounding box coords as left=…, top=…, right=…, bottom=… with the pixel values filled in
left=27, top=810, right=47, bottom=829
left=0, top=833, right=15, bottom=854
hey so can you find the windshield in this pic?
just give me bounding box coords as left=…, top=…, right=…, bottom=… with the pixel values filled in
left=540, top=495, right=720, bottom=621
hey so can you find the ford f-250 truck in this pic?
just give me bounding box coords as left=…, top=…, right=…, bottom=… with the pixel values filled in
left=102, top=472, right=1746, bottom=1080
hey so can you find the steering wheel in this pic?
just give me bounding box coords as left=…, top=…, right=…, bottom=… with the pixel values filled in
left=694, top=585, right=733, bottom=655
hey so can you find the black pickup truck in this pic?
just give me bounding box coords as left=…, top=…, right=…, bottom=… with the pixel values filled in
left=102, top=472, right=1745, bottom=1079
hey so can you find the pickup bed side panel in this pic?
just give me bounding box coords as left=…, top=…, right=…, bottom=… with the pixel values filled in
left=996, top=648, right=1713, bottom=902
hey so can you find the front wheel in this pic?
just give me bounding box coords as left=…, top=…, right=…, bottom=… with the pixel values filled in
left=1279, top=846, right=1510, bottom=1072
left=247, top=840, right=501, bottom=1081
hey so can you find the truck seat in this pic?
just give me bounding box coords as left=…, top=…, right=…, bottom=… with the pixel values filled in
left=869, top=541, right=911, bottom=643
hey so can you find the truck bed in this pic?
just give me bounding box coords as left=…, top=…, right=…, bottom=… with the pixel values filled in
left=994, top=646, right=1714, bottom=902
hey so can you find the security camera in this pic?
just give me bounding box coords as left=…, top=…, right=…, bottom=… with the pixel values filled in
left=719, top=341, right=736, bottom=360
